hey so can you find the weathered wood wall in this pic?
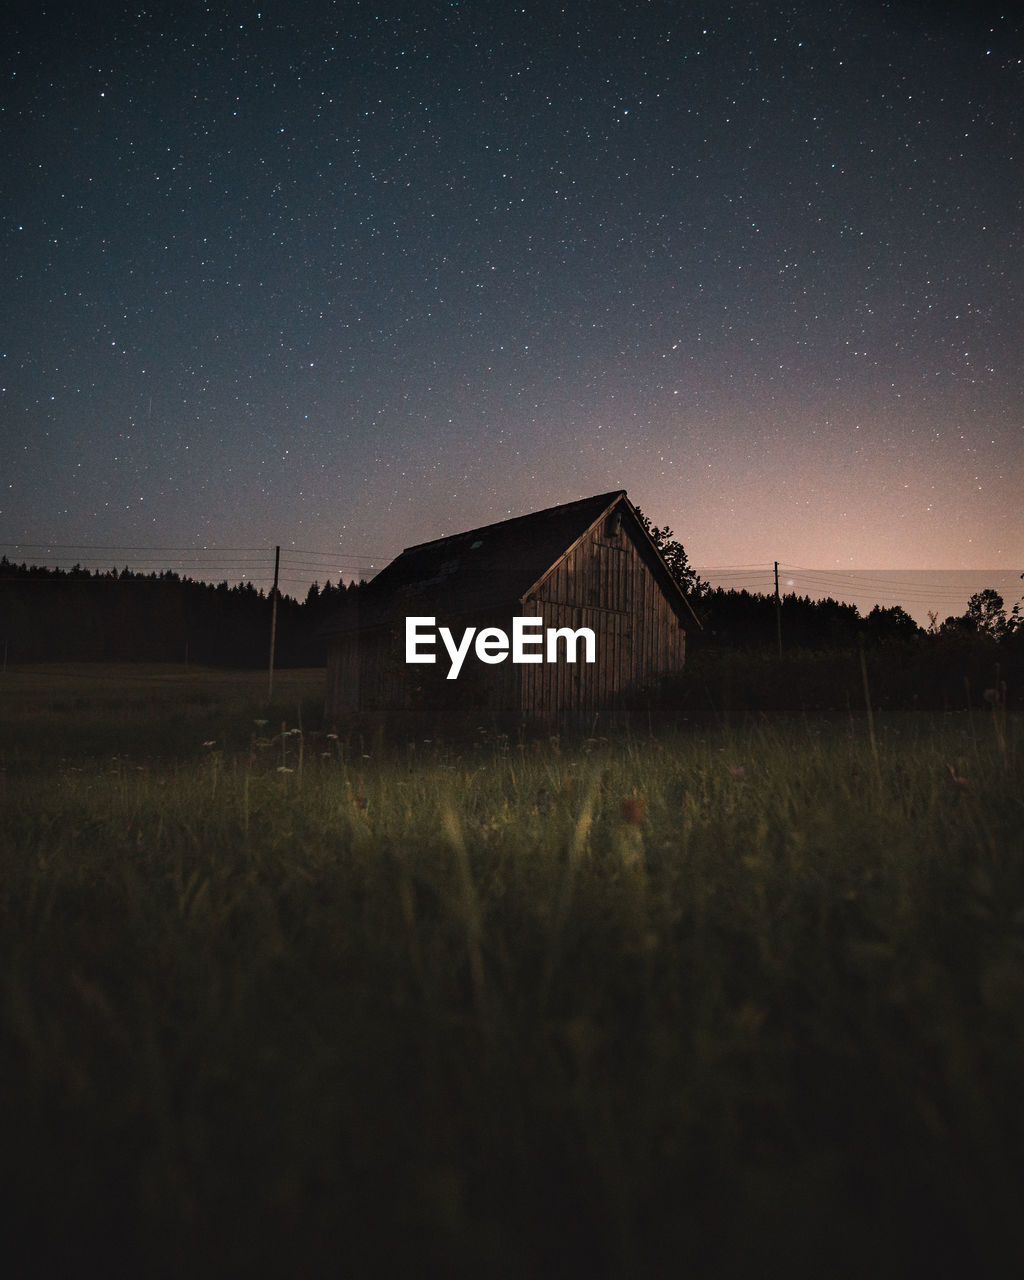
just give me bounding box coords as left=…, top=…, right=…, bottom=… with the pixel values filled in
left=523, top=512, right=685, bottom=723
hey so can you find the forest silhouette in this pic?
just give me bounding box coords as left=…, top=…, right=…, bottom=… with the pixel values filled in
left=3, top=555, right=1020, bottom=722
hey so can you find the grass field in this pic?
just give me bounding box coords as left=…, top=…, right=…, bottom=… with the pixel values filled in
left=2, top=664, right=1023, bottom=1277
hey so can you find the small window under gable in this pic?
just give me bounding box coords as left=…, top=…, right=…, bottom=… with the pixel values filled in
left=604, top=510, right=623, bottom=541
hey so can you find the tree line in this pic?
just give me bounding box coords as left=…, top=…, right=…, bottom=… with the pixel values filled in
left=634, top=510, right=1023, bottom=716
left=635, top=509, right=1022, bottom=648
left=2, top=547, right=1021, bottom=691
left=0, top=558, right=361, bottom=667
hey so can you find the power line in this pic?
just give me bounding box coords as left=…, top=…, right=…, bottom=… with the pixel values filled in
left=4, top=543, right=1017, bottom=615
left=1, top=542, right=272, bottom=553
left=2, top=555, right=271, bottom=567
left=283, top=547, right=393, bottom=561
left=1, top=543, right=392, bottom=573
left=695, top=563, right=775, bottom=572
left=778, top=568, right=1021, bottom=602
left=785, top=565, right=1020, bottom=581
left=700, top=571, right=776, bottom=582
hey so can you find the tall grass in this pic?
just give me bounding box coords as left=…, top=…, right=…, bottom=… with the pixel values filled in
left=2, top=666, right=1023, bottom=1277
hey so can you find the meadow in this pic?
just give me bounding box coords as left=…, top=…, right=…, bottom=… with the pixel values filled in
left=2, top=664, right=1023, bottom=1277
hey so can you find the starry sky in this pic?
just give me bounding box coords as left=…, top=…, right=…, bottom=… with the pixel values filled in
left=3, top=1, right=1021, bottom=616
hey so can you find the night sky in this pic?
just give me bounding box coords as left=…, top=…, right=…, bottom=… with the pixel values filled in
left=3, top=1, right=1021, bottom=615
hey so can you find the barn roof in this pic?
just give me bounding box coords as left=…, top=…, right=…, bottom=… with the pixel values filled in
left=324, top=490, right=699, bottom=632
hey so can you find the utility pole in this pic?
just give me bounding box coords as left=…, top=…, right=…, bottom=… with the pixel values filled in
left=268, top=545, right=280, bottom=700
left=774, top=561, right=783, bottom=658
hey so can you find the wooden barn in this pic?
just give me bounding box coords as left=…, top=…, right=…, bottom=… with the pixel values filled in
left=324, top=490, right=699, bottom=728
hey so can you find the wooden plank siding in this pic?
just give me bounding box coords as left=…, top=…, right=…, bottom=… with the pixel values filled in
left=522, top=512, right=685, bottom=724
